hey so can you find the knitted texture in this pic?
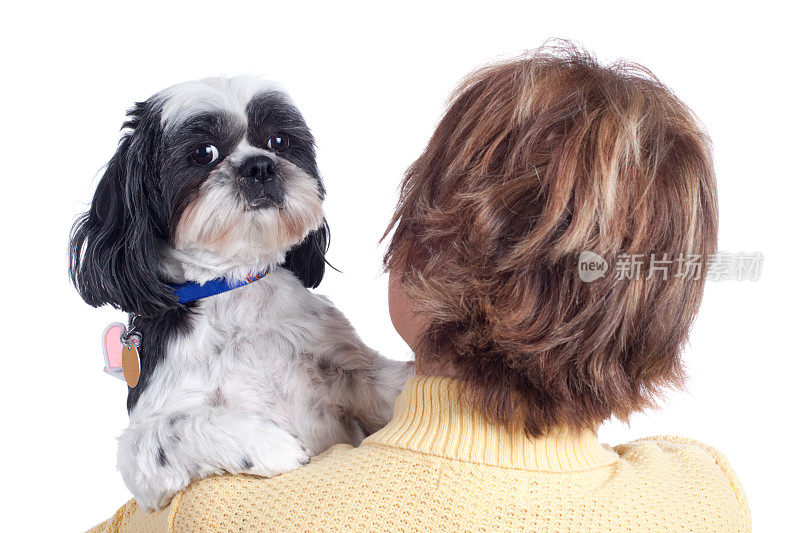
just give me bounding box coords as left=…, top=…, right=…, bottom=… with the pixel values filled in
left=88, top=376, right=750, bottom=532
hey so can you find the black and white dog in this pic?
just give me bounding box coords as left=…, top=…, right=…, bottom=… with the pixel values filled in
left=69, top=77, right=412, bottom=511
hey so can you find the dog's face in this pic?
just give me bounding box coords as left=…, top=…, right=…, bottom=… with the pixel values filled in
left=69, top=77, right=329, bottom=316
left=160, top=79, right=324, bottom=272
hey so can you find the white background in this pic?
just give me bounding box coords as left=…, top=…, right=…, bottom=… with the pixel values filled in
left=1, top=1, right=797, bottom=531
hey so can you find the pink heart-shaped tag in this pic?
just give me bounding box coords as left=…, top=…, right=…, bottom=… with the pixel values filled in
left=102, top=322, right=126, bottom=381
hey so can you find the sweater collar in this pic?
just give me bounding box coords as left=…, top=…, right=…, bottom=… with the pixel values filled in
left=363, top=376, right=618, bottom=471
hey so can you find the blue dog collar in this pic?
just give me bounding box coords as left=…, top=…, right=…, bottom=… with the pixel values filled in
left=169, top=270, right=269, bottom=304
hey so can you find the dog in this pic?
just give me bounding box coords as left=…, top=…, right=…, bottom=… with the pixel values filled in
left=69, top=76, right=413, bottom=511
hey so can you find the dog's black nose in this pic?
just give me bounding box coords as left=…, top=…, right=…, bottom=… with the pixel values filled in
left=238, top=155, right=276, bottom=184
left=236, top=155, right=284, bottom=208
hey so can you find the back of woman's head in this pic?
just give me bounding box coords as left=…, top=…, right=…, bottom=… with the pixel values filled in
left=384, top=42, right=718, bottom=436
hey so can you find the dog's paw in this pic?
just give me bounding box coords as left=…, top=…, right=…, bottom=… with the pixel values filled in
left=227, top=420, right=310, bottom=478
left=117, top=436, right=194, bottom=511
left=116, top=412, right=309, bottom=510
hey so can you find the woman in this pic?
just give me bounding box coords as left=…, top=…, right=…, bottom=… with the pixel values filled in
left=91, top=44, right=749, bottom=532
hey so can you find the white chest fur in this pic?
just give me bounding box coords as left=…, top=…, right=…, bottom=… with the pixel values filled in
left=118, top=267, right=411, bottom=510
left=131, top=268, right=398, bottom=453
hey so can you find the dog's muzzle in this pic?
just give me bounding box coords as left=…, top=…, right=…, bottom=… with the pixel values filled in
left=235, top=155, right=285, bottom=208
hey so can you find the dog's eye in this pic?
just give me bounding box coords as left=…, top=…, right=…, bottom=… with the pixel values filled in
left=191, top=144, right=220, bottom=165
left=267, top=134, right=289, bottom=152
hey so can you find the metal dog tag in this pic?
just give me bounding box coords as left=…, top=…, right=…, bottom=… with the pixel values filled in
left=102, top=322, right=141, bottom=388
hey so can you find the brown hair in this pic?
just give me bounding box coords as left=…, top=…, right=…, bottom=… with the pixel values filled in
left=383, top=43, right=718, bottom=436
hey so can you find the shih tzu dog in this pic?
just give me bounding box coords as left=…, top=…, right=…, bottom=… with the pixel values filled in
left=69, top=77, right=412, bottom=511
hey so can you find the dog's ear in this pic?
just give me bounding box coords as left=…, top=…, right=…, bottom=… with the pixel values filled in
left=281, top=219, right=330, bottom=288
left=69, top=102, right=176, bottom=316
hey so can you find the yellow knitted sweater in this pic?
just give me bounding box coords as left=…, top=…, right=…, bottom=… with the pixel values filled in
left=89, top=376, right=750, bottom=532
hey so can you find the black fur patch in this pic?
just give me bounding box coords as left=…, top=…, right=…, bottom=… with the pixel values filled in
left=168, top=413, right=189, bottom=427
left=157, top=446, right=168, bottom=467
left=69, top=99, right=178, bottom=317
left=127, top=308, right=194, bottom=412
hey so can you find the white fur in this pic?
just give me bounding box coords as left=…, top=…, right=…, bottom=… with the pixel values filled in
left=157, top=76, right=285, bottom=131
left=116, top=77, right=413, bottom=511
left=120, top=268, right=412, bottom=510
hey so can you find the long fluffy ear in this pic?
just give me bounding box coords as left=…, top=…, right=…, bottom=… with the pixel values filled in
left=281, top=219, right=330, bottom=288
left=69, top=102, right=176, bottom=316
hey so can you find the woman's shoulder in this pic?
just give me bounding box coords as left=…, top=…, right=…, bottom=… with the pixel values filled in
left=612, top=435, right=750, bottom=530
left=87, top=442, right=411, bottom=533
left=88, top=436, right=751, bottom=532
left=87, top=444, right=359, bottom=533
left=614, top=435, right=745, bottom=483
